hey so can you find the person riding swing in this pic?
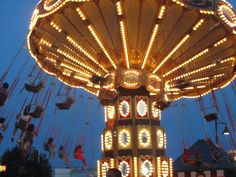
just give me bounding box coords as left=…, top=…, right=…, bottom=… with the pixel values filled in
left=11, top=105, right=32, bottom=142
left=74, top=144, right=87, bottom=167
left=58, top=145, right=71, bottom=166
left=0, top=82, right=9, bottom=107
left=44, top=137, right=56, bottom=159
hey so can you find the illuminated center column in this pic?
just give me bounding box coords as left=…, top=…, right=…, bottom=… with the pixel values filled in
left=97, top=69, right=173, bottom=177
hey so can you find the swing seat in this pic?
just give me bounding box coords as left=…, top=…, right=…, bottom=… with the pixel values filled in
left=90, top=75, right=107, bottom=85
left=98, top=89, right=117, bottom=106
left=175, top=79, right=191, bottom=90
left=44, top=143, right=50, bottom=151
left=106, top=169, right=121, bottom=177
left=0, top=117, right=6, bottom=124
left=204, top=113, right=218, bottom=121
left=156, top=100, right=170, bottom=110
left=24, top=81, right=45, bottom=93
left=16, top=119, right=28, bottom=130
left=0, top=118, right=7, bottom=131
left=29, top=105, right=45, bottom=118
left=59, top=151, right=67, bottom=160
left=0, top=93, right=7, bottom=107
left=56, top=97, right=74, bottom=110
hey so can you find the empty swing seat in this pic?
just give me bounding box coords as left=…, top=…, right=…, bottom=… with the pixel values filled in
left=24, top=82, right=45, bottom=93
left=204, top=113, right=218, bottom=122
left=56, top=97, right=74, bottom=110
left=156, top=100, right=171, bottom=110
left=175, top=79, right=191, bottom=90
left=0, top=118, right=6, bottom=124
left=0, top=93, right=7, bottom=107
left=29, top=105, right=45, bottom=118
left=98, top=89, right=117, bottom=106
left=90, top=75, right=107, bottom=85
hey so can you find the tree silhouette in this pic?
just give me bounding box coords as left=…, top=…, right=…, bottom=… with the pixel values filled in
left=0, top=146, right=51, bottom=177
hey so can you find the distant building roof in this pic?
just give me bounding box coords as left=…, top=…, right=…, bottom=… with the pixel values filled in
left=54, top=168, right=95, bottom=177
left=174, top=139, right=236, bottom=172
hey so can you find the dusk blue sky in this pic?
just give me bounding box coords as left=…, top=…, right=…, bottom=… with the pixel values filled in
left=0, top=0, right=236, bottom=169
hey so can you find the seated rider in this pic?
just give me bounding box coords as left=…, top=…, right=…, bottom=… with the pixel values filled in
left=0, top=82, right=9, bottom=96
left=0, top=118, right=6, bottom=130
left=182, top=148, right=191, bottom=163
left=44, top=137, right=56, bottom=159
left=18, top=139, right=32, bottom=156
left=58, top=145, right=70, bottom=166
left=0, top=133, right=3, bottom=143
left=74, top=145, right=87, bottom=167
left=23, top=124, right=36, bottom=145
left=11, top=106, right=32, bottom=142
left=0, top=82, right=9, bottom=106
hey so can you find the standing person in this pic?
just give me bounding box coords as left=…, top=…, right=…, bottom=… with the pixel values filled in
left=74, top=145, right=87, bottom=167
left=0, top=82, right=9, bottom=107
left=44, top=137, right=56, bottom=159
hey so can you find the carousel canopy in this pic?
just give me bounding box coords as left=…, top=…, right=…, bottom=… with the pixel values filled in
left=28, top=0, right=236, bottom=101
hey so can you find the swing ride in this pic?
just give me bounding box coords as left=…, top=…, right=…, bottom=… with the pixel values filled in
left=25, top=0, right=236, bottom=176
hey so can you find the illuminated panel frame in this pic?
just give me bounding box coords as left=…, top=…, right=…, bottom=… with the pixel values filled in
left=105, top=105, right=116, bottom=129
left=135, top=96, right=148, bottom=118
left=101, top=159, right=110, bottom=177
left=97, top=160, right=101, bottom=177
left=150, top=96, right=162, bottom=120
left=104, top=130, right=113, bottom=151
left=121, top=69, right=142, bottom=89
left=118, top=156, right=132, bottom=177
left=157, top=156, right=173, bottom=177
left=147, top=74, right=161, bottom=93
left=110, top=158, right=115, bottom=168
left=156, top=128, right=165, bottom=149
left=118, top=126, right=132, bottom=150
left=101, top=134, right=104, bottom=151
left=151, top=101, right=161, bottom=120
left=105, top=105, right=116, bottom=121
left=138, top=125, right=152, bottom=149
left=140, top=156, right=154, bottom=177
left=133, top=157, right=138, bottom=177
left=218, top=4, right=236, bottom=28
left=118, top=97, right=132, bottom=119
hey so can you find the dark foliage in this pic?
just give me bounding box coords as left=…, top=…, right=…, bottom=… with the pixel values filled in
left=0, top=146, right=51, bottom=177
left=225, top=169, right=236, bottom=177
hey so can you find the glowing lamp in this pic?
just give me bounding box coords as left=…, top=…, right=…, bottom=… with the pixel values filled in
left=0, top=165, right=6, bottom=172
left=222, top=125, right=230, bottom=135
